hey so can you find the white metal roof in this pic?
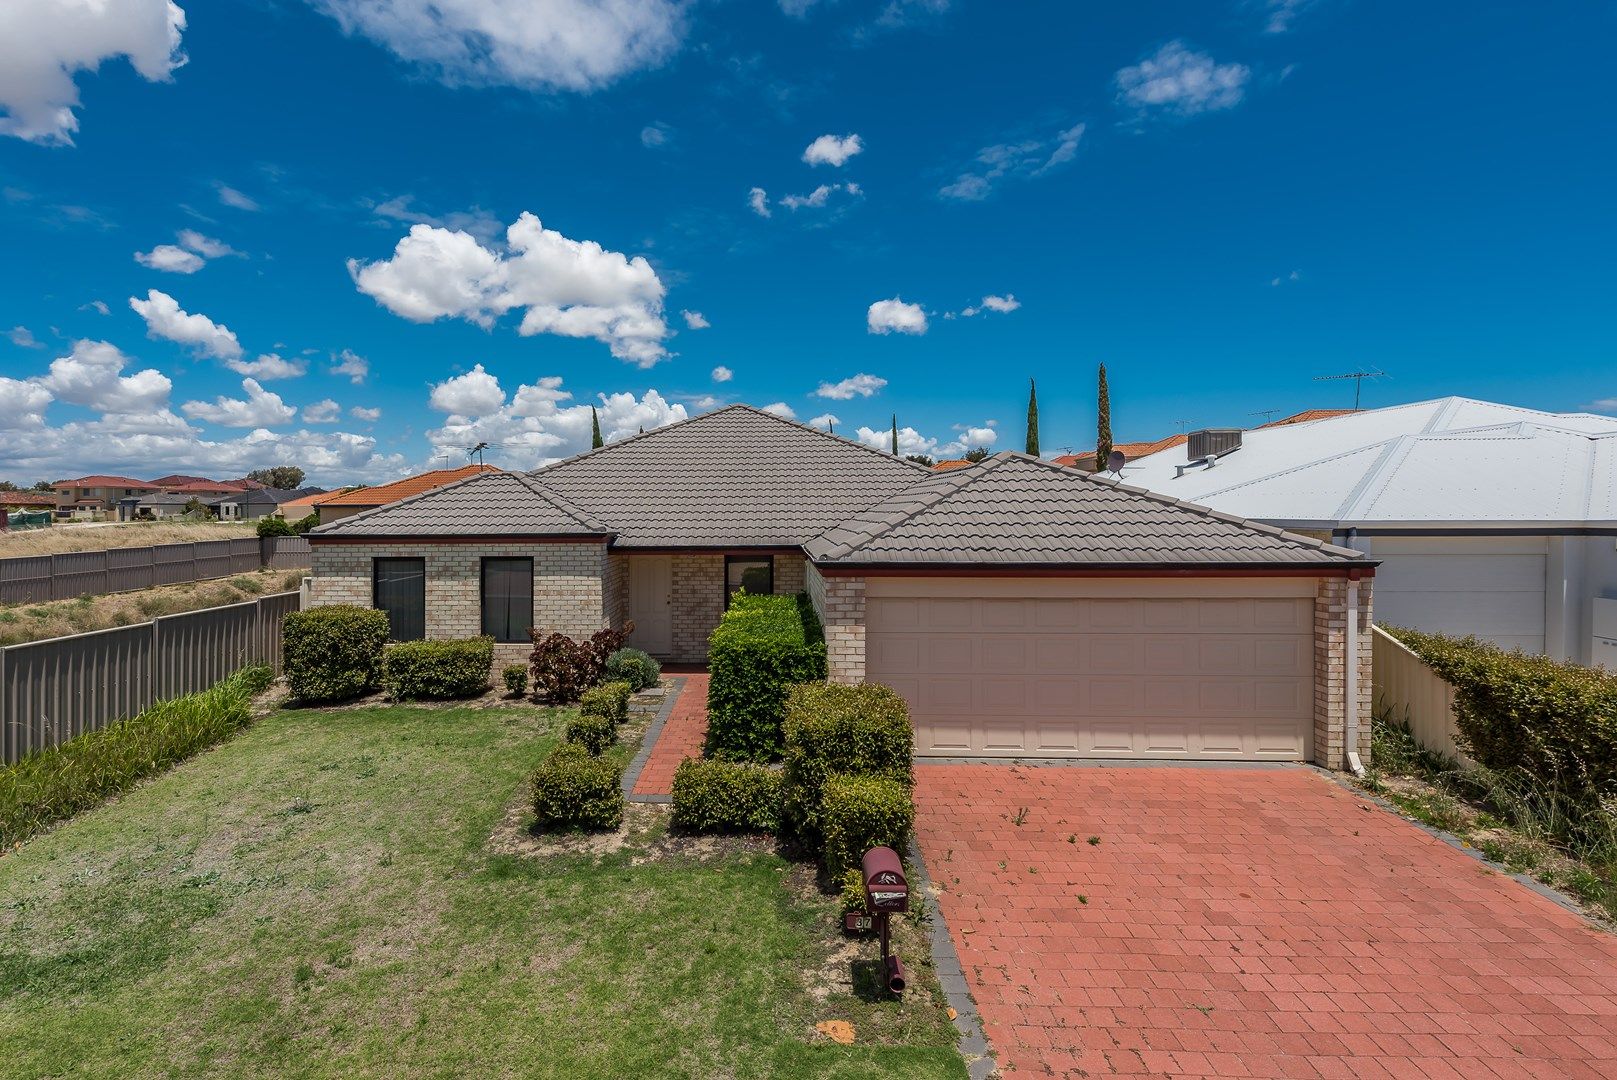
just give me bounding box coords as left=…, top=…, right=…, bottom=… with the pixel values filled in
left=1121, top=397, right=1617, bottom=527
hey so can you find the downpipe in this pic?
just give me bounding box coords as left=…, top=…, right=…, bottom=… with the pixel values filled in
left=1344, top=577, right=1366, bottom=778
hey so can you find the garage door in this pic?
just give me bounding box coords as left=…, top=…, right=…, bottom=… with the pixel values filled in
left=1371, top=553, right=1546, bottom=655
left=868, top=592, right=1315, bottom=760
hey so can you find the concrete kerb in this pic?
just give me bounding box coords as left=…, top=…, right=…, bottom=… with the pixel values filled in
left=622, top=675, right=685, bottom=805
left=905, top=835, right=998, bottom=1080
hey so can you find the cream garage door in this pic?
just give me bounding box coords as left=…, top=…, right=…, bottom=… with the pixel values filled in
left=867, top=590, right=1315, bottom=760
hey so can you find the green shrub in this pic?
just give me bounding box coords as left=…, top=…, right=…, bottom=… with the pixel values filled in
left=705, top=593, right=826, bottom=762
left=502, top=664, right=528, bottom=697
left=605, top=647, right=660, bottom=692
left=0, top=668, right=266, bottom=848
left=820, top=774, right=915, bottom=879
left=781, top=682, right=913, bottom=843
left=291, top=513, right=318, bottom=535
left=565, top=712, right=617, bottom=756
left=838, top=867, right=868, bottom=915
left=282, top=605, right=389, bottom=704
left=581, top=680, right=631, bottom=725
left=531, top=744, right=624, bottom=831
left=1387, top=627, right=1617, bottom=798
left=380, top=637, right=493, bottom=701
left=255, top=516, right=294, bottom=537
left=670, top=759, right=782, bottom=833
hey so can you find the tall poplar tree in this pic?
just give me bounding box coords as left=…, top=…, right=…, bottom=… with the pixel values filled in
left=1096, top=364, right=1113, bottom=472
left=591, top=407, right=604, bottom=449
left=890, top=414, right=899, bottom=454
left=1025, top=379, right=1040, bottom=456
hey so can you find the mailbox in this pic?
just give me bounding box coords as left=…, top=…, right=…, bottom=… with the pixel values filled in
left=862, top=846, right=909, bottom=913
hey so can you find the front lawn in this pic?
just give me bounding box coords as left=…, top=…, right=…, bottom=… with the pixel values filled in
left=0, top=702, right=963, bottom=1078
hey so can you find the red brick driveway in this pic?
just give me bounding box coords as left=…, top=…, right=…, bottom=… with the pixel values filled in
left=914, top=764, right=1617, bottom=1079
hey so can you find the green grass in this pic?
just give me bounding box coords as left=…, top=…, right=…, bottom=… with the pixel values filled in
left=0, top=703, right=963, bottom=1078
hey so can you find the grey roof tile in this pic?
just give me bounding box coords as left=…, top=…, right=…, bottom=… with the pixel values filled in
left=311, top=470, right=610, bottom=537
left=804, top=453, right=1368, bottom=568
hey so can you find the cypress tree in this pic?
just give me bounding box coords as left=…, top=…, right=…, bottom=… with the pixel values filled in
left=591, top=407, right=604, bottom=449
left=890, top=414, right=899, bottom=455
left=1096, top=364, right=1113, bottom=472
left=1025, top=379, right=1040, bottom=456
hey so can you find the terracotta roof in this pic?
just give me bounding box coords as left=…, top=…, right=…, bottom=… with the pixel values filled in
left=316, top=465, right=500, bottom=508
left=161, top=480, right=248, bottom=493
left=54, top=475, right=157, bottom=488
left=932, top=459, right=976, bottom=471
left=1259, top=408, right=1355, bottom=428
left=147, top=474, right=215, bottom=485
left=1052, top=434, right=1189, bottom=470
left=0, top=492, right=54, bottom=507
left=804, top=453, right=1367, bottom=568
left=313, top=472, right=610, bottom=537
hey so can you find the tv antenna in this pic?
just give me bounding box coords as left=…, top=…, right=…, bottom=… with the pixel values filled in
left=1250, top=408, right=1282, bottom=424
left=1172, top=418, right=1195, bottom=433
left=1313, top=369, right=1387, bottom=410
left=460, top=442, right=501, bottom=467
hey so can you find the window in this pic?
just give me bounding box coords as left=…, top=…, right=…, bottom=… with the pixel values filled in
left=725, top=555, right=774, bottom=607
left=373, top=558, right=426, bottom=641
left=481, top=557, right=534, bottom=643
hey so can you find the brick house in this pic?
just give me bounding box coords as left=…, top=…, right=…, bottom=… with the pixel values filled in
left=308, top=405, right=1375, bottom=769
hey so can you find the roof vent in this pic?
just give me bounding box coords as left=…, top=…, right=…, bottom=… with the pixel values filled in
left=1174, top=428, right=1242, bottom=478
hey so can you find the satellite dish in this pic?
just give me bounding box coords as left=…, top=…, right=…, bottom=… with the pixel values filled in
left=1107, top=450, right=1126, bottom=474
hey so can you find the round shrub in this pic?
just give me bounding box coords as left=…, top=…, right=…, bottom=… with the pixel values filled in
left=604, top=647, right=661, bottom=692
left=282, top=605, right=389, bottom=704
left=781, top=682, right=913, bottom=843
left=581, top=680, right=631, bottom=725
left=531, top=744, right=624, bottom=832
left=255, top=516, right=293, bottom=537
left=670, top=759, right=782, bottom=834
left=820, top=773, right=915, bottom=879
left=564, top=712, right=617, bottom=756
left=381, top=637, right=493, bottom=701
left=502, top=664, right=528, bottom=697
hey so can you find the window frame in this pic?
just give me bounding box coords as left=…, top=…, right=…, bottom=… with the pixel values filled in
left=371, top=556, right=427, bottom=642
left=723, top=554, right=775, bottom=608
left=480, top=556, right=535, bottom=644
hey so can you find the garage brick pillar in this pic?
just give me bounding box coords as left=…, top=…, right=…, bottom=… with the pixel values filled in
left=820, top=575, right=867, bottom=684
left=1314, top=575, right=1374, bottom=771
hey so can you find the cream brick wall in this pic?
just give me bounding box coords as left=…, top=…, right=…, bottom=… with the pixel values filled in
left=806, top=561, right=865, bottom=684
left=308, top=541, right=611, bottom=666
left=658, top=551, right=811, bottom=664
left=1313, top=576, right=1374, bottom=770
left=604, top=551, right=629, bottom=629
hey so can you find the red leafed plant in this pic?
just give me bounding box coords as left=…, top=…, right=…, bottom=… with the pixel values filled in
left=529, top=621, right=636, bottom=703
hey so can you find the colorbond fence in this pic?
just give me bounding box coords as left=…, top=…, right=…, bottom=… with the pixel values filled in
left=0, top=536, right=310, bottom=604
left=0, top=590, right=299, bottom=764
left=1370, top=625, right=1472, bottom=766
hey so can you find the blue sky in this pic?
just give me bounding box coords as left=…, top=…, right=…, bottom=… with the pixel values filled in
left=2, top=1, right=1614, bottom=484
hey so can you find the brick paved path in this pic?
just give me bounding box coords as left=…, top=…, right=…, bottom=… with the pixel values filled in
left=630, top=673, right=709, bottom=797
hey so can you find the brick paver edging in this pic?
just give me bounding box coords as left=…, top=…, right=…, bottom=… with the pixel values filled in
left=906, top=837, right=998, bottom=1080
left=621, top=676, right=686, bottom=805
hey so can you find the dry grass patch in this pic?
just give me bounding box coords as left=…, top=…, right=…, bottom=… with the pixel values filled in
left=0, top=569, right=306, bottom=647
left=0, top=520, right=256, bottom=558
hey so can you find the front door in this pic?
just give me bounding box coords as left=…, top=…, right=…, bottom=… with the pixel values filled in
left=628, top=555, right=673, bottom=656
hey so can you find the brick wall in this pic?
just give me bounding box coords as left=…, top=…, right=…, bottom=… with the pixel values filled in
left=659, top=551, right=812, bottom=664
left=806, top=562, right=865, bottom=684
left=1313, top=576, right=1374, bottom=770
left=604, top=551, right=629, bottom=628
left=308, top=541, right=611, bottom=666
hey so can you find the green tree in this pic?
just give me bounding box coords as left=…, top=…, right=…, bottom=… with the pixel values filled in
left=964, top=446, right=991, bottom=463
left=1025, top=379, right=1040, bottom=456
left=905, top=454, right=936, bottom=467
left=246, top=466, right=305, bottom=490
left=591, top=407, right=604, bottom=449
left=1095, top=363, right=1113, bottom=473
left=890, top=414, right=899, bottom=455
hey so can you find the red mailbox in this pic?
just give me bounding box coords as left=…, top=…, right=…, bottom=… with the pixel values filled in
left=862, top=846, right=909, bottom=913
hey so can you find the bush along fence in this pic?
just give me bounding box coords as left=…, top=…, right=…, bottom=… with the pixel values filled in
left=0, top=535, right=311, bottom=605
left=704, top=592, right=826, bottom=762
left=0, top=590, right=299, bottom=764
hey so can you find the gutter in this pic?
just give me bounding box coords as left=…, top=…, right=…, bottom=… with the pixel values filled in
left=1344, top=576, right=1365, bottom=777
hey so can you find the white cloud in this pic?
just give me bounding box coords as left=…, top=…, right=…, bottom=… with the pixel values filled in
left=350, top=406, right=382, bottom=422
left=815, top=373, right=887, bottom=400
left=761, top=402, right=797, bottom=419
left=867, top=297, right=928, bottom=336
left=39, top=339, right=172, bottom=414
left=747, top=186, right=772, bottom=218
left=83, top=299, right=111, bottom=316
left=1589, top=398, right=1617, bottom=412
left=8, top=325, right=43, bottom=348
left=1270, top=269, right=1301, bottom=286
left=181, top=378, right=296, bottom=428
left=350, top=211, right=672, bottom=366
left=1264, top=0, right=1319, bottom=33
left=779, top=181, right=861, bottom=211
left=855, top=423, right=936, bottom=457
left=1116, top=41, right=1249, bottom=117
left=215, top=183, right=259, bottom=211
left=176, top=229, right=237, bottom=258
left=711, top=365, right=733, bottom=383
left=802, top=133, right=863, bottom=167
left=0, top=376, right=54, bottom=431
left=330, top=349, right=369, bottom=384
left=640, top=121, right=671, bottom=147
left=682, top=309, right=709, bottom=329
left=957, top=293, right=1021, bottom=317
left=0, top=0, right=186, bottom=145
left=302, top=399, right=341, bottom=423
left=779, top=0, right=819, bottom=15
left=941, top=420, right=998, bottom=457
left=370, top=194, right=502, bottom=244
left=939, top=122, right=1084, bottom=201
left=310, top=0, right=685, bottom=93
left=808, top=412, right=839, bottom=431
left=129, top=289, right=243, bottom=361
left=429, top=363, right=507, bottom=417
left=226, top=353, right=306, bottom=380
left=682, top=393, right=723, bottom=410
left=134, top=244, right=204, bottom=274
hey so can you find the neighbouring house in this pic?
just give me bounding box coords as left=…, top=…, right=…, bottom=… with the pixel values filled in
left=1122, top=397, right=1617, bottom=664
left=129, top=492, right=197, bottom=519
left=0, top=491, right=55, bottom=510
left=308, top=406, right=1374, bottom=769
left=209, top=486, right=327, bottom=521
left=931, top=459, right=975, bottom=471
left=1050, top=412, right=1352, bottom=472
left=311, top=465, right=500, bottom=525
left=53, top=475, right=159, bottom=514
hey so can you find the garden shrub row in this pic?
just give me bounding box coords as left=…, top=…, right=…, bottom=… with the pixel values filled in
left=0, top=665, right=273, bottom=848
left=581, top=681, right=632, bottom=725
left=565, top=713, right=617, bottom=756
left=531, top=744, right=624, bottom=832
left=670, top=759, right=782, bottom=833
left=282, top=605, right=390, bottom=704
left=705, top=593, right=826, bottom=761
left=780, top=682, right=913, bottom=844
left=381, top=637, right=493, bottom=701
left=1387, top=626, right=1617, bottom=797
left=821, top=773, right=916, bottom=879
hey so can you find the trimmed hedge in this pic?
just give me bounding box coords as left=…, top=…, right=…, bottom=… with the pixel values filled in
left=821, top=774, right=915, bottom=879
left=1388, top=626, right=1617, bottom=796
left=705, top=593, right=827, bottom=762
left=581, top=681, right=632, bottom=725
left=282, top=605, right=390, bottom=703
left=380, top=637, right=493, bottom=701
left=565, top=712, right=617, bottom=756
left=531, top=744, right=624, bottom=831
left=670, top=759, right=782, bottom=833
left=781, top=682, right=913, bottom=843
left=0, top=666, right=271, bottom=848
left=605, top=647, right=661, bottom=692
left=502, top=664, right=528, bottom=697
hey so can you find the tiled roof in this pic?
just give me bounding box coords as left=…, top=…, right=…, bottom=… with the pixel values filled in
left=529, top=405, right=932, bottom=546
left=317, top=465, right=500, bottom=508
left=1259, top=408, right=1353, bottom=428
left=54, top=475, right=157, bottom=488
left=805, top=453, right=1366, bottom=568
left=0, top=491, right=54, bottom=507
left=932, top=459, right=976, bottom=471
left=311, top=470, right=610, bottom=537
left=162, top=480, right=248, bottom=493
left=1052, top=434, right=1189, bottom=470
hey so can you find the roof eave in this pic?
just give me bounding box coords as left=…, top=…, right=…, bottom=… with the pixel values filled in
left=811, top=559, right=1376, bottom=577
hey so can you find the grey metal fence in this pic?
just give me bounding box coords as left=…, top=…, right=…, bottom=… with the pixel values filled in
left=0, top=590, right=300, bottom=763
left=0, top=536, right=311, bottom=605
